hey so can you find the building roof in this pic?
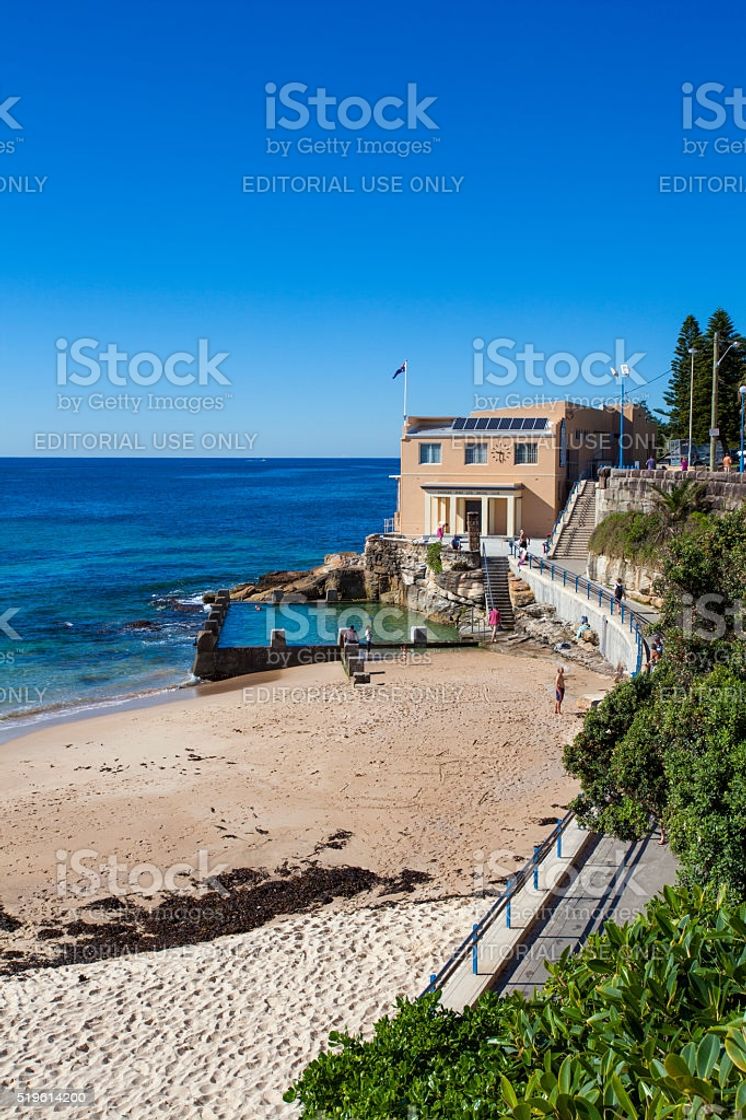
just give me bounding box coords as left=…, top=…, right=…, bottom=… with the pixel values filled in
left=407, top=416, right=553, bottom=438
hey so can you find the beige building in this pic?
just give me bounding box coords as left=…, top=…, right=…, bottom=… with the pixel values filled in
left=393, top=401, right=656, bottom=539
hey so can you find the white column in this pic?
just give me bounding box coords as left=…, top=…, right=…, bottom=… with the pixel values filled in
left=448, top=495, right=456, bottom=533
left=515, top=494, right=523, bottom=536
left=424, top=493, right=431, bottom=536
left=506, top=494, right=516, bottom=538
left=480, top=496, right=488, bottom=536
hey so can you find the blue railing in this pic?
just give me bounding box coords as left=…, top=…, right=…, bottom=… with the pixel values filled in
left=420, top=812, right=574, bottom=996
left=522, top=554, right=651, bottom=675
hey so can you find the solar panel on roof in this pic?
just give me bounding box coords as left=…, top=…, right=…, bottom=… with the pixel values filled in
left=464, top=418, right=478, bottom=429
left=475, top=417, right=489, bottom=429
left=452, top=418, right=466, bottom=430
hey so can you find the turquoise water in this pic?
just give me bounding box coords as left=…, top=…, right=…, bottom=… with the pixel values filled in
left=0, top=458, right=399, bottom=727
left=218, top=601, right=459, bottom=647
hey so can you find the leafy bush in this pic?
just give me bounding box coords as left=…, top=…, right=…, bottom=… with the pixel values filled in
left=566, top=665, right=746, bottom=896
left=426, top=541, right=443, bottom=574
left=569, top=508, right=746, bottom=896
left=588, top=510, right=664, bottom=563
left=286, top=885, right=746, bottom=1117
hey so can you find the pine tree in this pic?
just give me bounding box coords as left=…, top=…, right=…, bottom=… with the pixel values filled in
left=663, top=315, right=704, bottom=443
left=701, top=308, right=746, bottom=452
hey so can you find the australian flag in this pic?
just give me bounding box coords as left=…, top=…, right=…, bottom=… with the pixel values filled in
left=392, top=361, right=407, bottom=379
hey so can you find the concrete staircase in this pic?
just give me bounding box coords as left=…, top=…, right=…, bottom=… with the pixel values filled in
left=552, top=480, right=597, bottom=563
left=482, top=555, right=514, bottom=629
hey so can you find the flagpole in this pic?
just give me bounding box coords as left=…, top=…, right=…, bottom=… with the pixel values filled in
left=403, top=359, right=408, bottom=420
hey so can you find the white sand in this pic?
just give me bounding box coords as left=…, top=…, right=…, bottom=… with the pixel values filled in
left=0, top=895, right=480, bottom=1120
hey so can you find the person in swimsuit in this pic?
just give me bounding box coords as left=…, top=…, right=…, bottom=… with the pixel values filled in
left=554, top=665, right=566, bottom=714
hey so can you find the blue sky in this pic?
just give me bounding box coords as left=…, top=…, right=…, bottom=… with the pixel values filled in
left=2, top=0, right=746, bottom=455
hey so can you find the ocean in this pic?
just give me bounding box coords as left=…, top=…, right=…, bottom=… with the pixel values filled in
left=0, top=457, right=399, bottom=729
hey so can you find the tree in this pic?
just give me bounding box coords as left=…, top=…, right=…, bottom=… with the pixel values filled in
left=663, top=315, right=704, bottom=441
left=566, top=507, right=746, bottom=895
left=649, top=478, right=709, bottom=535
left=701, top=308, right=746, bottom=450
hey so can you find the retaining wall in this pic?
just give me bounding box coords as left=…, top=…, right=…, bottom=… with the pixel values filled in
left=509, top=559, right=644, bottom=674
left=596, top=468, right=746, bottom=521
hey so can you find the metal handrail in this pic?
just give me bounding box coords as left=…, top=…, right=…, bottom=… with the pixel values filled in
left=522, top=554, right=652, bottom=674
left=421, top=812, right=575, bottom=996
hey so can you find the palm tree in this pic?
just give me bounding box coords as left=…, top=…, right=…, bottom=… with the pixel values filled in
left=650, top=479, right=710, bottom=535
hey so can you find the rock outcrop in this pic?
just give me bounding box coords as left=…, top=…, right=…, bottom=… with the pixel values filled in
left=363, top=535, right=485, bottom=626
left=230, top=552, right=366, bottom=602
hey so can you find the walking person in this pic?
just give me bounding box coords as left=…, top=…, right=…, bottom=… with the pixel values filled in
left=364, top=624, right=372, bottom=654
left=554, top=665, right=566, bottom=715
left=613, top=578, right=625, bottom=604
left=488, top=606, right=501, bottom=641
left=645, top=453, right=656, bottom=470
left=436, top=523, right=444, bottom=541
left=723, top=452, right=733, bottom=473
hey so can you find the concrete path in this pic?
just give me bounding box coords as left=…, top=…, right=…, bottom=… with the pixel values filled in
left=496, top=831, right=677, bottom=996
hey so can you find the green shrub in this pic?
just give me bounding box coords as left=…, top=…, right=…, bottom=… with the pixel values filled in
left=285, top=885, right=746, bottom=1117
left=588, top=510, right=665, bottom=563
left=426, top=541, right=443, bottom=574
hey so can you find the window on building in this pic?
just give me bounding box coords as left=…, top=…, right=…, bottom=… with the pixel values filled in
left=559, top=420, right=568, bottom=467
left=465, top=443, right=487, bottom=464
left=514, top=442, right=538, bottom=465
left=419, top=442, right=441, bottom=464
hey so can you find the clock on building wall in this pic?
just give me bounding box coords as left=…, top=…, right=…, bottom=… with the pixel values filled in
left=490, top=439, right=511, bottom=464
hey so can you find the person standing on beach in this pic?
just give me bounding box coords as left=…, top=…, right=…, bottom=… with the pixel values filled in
left=554, top=666, right=566, bottom=714
left=488, top=606, right=501, bottom=641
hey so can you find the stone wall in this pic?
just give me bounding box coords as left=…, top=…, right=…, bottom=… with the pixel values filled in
left=587, top=553, right=663, bottom=608
left=192, top=644, right=342, bottom=681
left=595, top=468, right=746, bottom=521
left=363, top=535, right=485, bottom=626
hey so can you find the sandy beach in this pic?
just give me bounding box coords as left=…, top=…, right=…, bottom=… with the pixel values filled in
left=0, top=645, right=610, bottom=1117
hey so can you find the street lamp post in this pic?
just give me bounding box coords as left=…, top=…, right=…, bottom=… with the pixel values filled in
left=611, top=365, right=629, bottom=469
left=740, top=385, right=746, bottom=475
left=687, top=346, right=697, bottom=469
left=710, top=333, right=740, bottom=470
